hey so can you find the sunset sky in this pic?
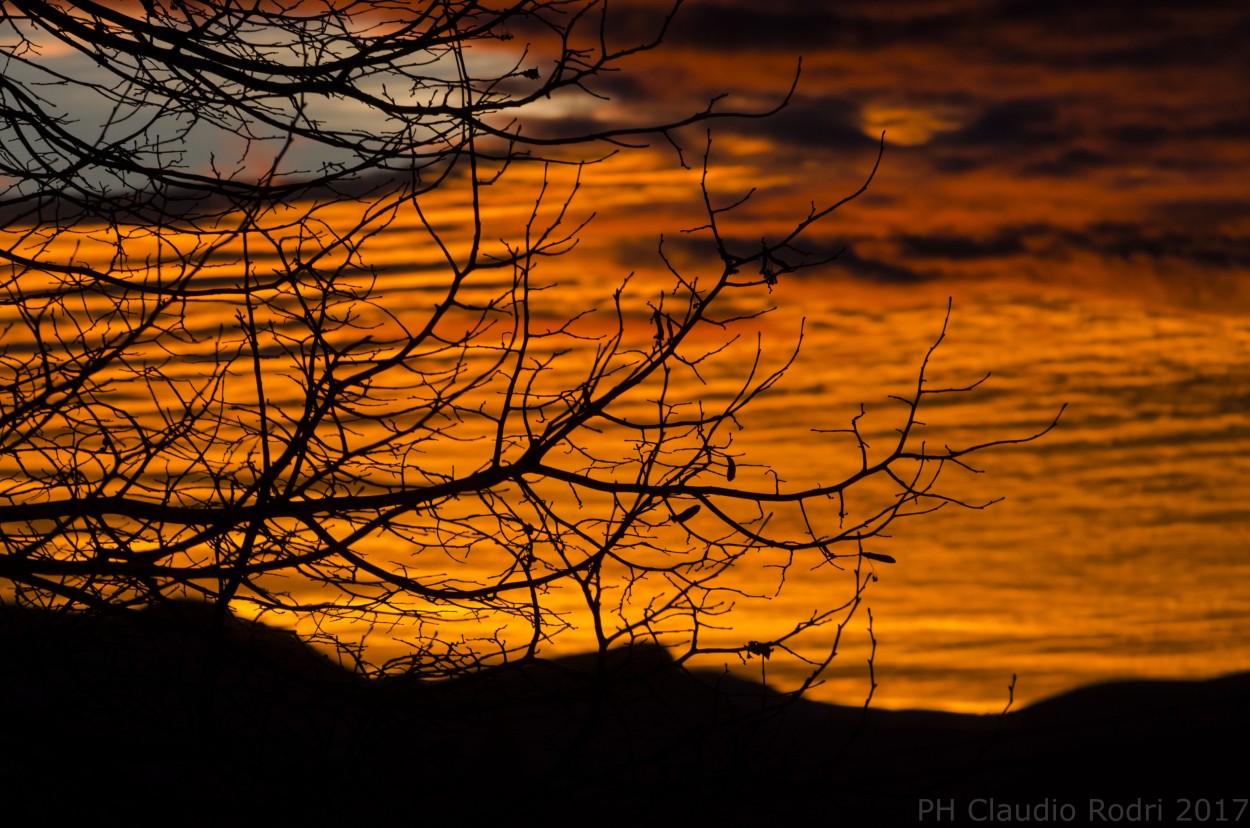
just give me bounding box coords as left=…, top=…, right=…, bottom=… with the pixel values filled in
left=12, top=0, right=1248, bottom=308
left=497, top=0, right=1250, bottom=709
left=2, top=0, right=1247, bottom=712
left=513, top=0, right=1250, bottom=312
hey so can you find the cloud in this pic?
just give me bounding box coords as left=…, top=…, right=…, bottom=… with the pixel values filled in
left=830, top=245, right=932, bottom=284
left=896, top=231, right=1030, bottom=262
left=1152, top=199, right=1250, bottom=226
left=1065, top=223, right=1250, bottom=270
left=1021, top=148, right=1112, bottom=177
left=720, top=95, right=879, bottom=152
left=932, top=100, right=1066, bottom=150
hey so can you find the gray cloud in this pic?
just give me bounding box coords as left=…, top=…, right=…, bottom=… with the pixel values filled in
left=720, top=95, right=880, bottom=152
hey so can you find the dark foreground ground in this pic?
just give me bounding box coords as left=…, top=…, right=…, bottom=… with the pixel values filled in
left=2, top=603, right=1246, bottom=825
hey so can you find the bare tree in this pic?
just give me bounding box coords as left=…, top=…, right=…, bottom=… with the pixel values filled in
left=0, top=1, right=1057, bottom=691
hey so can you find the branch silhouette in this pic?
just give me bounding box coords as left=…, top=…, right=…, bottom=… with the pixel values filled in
left=0, top=0, right=1058, bottom=692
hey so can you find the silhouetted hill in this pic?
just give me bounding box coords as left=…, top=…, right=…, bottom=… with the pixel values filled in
left=2, top=603, right=1245, bottom=824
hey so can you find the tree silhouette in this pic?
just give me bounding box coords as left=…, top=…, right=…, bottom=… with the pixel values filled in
left=0, top=1, right=1057, bottom=690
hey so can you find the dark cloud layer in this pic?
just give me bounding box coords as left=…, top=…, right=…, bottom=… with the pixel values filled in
left=518, top=0, right=1250, bottom=309
left=833, top=246, right=932, bottom=285
left=658, top=0, right=1250, bottom=72
left=935, top=100, right=1065, bottom=150
left=897, top=231, right=1031, bottom=262
left=724, top=95, right=879, bottom=152
left=1063, top=224, right=1250, bottom=271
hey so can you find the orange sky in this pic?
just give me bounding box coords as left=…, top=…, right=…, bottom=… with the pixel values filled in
left=2, top=1, right=1248, bottom=711
left=501, top=0, right=1250, bottom=312
left=8, top=0, right=1247, bottom=313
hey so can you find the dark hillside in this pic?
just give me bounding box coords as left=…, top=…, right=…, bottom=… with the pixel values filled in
left=2, top=604, right=1245, bottom=824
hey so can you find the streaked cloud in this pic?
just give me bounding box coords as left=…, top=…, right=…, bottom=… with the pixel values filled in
left=543, top=0, right=1250, bottom=310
